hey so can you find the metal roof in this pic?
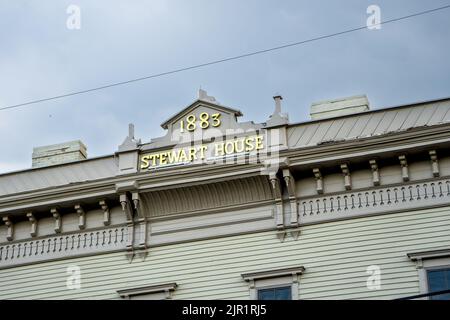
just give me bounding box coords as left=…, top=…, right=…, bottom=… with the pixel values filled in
left=0, top=156, right=116, bottom=197
left=287, top=98, right=450, bottom=149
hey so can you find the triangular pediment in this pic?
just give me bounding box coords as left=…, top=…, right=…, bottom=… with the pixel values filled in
left=141, top=90, right=263, bottom=152
left=161, top=98, right=243, bottom=129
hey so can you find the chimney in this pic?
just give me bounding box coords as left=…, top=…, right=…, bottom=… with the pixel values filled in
left=310, top=95, right=370, bottom=120
left=32, top=140, right=87, bottom=168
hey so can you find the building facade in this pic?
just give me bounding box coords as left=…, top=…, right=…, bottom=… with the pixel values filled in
left=1, top=91, right=450, bottom=300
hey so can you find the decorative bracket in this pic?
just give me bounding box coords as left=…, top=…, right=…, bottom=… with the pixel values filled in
left=120, top=193, right=135, bottom=261
left=312, top=168, right=324, bottom=194
left=399, top=155, right=409, bottom=182
left=132, top=192, right=148, bottom=258
left=2, top=216, right=13, bottom=241
left=341, top=164, right=352, bottom=190
left=369, top=160, right=380, bottom=186
left=75, top=204, right=86, bottom=230
left=51, top=208, right=61, bottom=233
left=26, top=212, right=37, bottom=237
left=282, top=168, right=298, bottom=227
left=269, top=172, right=284, bottom=229
left=99, top=200, right=111, bottom=226
left=429, top=150, right=440, bottom=177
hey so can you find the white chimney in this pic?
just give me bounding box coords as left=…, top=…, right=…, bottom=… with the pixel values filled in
left=310, top=95, right=370, bottom=120
left=32, top=140, right=87, bottom=168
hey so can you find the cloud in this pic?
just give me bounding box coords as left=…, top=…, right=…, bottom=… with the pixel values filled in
left=0, top=0, right=449, bottom=173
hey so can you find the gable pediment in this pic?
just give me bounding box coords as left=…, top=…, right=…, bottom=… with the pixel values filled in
left=141, top=90, right=263, bottom=152
left=161, top=98, right=243, bottom=130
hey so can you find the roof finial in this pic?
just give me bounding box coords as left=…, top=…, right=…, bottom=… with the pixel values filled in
left=118, top=123, right=140, bottom=152
left=128, top=123, right=135, bottom=139
left=198, top=88, right=217, bottom=103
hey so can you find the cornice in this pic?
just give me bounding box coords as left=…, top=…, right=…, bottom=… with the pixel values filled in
left=2, top=123, right=450, bottom=215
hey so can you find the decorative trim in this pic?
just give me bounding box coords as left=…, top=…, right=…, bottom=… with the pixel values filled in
left=299, top=178, right=450, bottom=224
left=99, top=200, right=110, bottom=226
left=429, top=150, right=440, bottom=177
left=369, top=159, right=380, bottom=186
left=399, top=155, right=409, bottom=182
left=313, top=168, right=323, bottom=194
left=283, top=168, right=298, bottom=227
left=407, top=248, right=450, bottom=299
left=51, top=208, right=61, bottom=233
left=241, top=266, right=305, bottom=282
left=269, top=173, right=284, bottom=229
left=407, top=248, right=450, bottom=263
left=340, top=164, right=351, bottom=190
left=2, top=216, right=13, bottom=241
left=75, top=204, right=85, bottom=230
left=242, top=266, right=305, bottom=300
left=117, top=282, right=177, bottom=300
left=0, top=226, right=129, bottom=268
left=26, top=212, right=37, bottom=237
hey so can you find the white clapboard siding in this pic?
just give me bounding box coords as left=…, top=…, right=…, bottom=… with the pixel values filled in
left=1, top=206, right=450, bottom=300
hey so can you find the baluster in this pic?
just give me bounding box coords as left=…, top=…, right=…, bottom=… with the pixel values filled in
left=351, top=194, right=355, bottom=209
left=423, top=184, right=428, bottom=199
left=316, top=199, right=320, bottom=214
left=438, top=182, right=444, bottom=197
left=323, top=198, right=327, bottom=213
left=372, top=191, right=377, bottom=207
left=365, top=192, right=370, bottom=207
left=358, top=193, right=362, bottom=208
left=114, top=229, right=119, bottom=244
left=394, top=188, right=399, bottom=203
left=401, top=187, right=406, bottom=202
left=5, top=246, right=10, bottom=260
left=431, top=183, right=436, bottom=198
left=88, top=233, right=93, bottom=247
left=416, top=185, right=421, bottom=200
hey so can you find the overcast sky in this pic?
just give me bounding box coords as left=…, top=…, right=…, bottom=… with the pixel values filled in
left=0, top=1, right=449, bottom=173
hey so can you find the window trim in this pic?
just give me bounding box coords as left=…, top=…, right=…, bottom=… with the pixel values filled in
left=407, top=248, right=450, bottom=300
left=117, top=282, right=177, bottom=300
left=241, top=266, right=305, bottom=300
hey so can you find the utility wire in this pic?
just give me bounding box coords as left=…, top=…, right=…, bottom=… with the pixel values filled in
left=1, top=4, right=450, bottom=112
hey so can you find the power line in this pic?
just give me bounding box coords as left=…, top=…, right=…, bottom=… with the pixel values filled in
left=1, top=4, right=450, bottom=112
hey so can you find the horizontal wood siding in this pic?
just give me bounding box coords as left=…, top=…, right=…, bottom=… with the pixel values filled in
left=1, top=206, right=450, bottom=300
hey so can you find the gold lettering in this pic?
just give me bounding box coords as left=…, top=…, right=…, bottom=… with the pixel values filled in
left=149, top=154, right=158, bottom=166
left=179, top=149, right=188, bottom=162
left=188, top=147, right=198, bottom=161
left=225, top=141, right=235, bottom=154
left=234, top=139, right=245, bottom=153
left=215, top=142, right=225, bottom=157
left=167, top=150, right=180, bottom=164
left=245, top=136, right=255, bottom=152
left=160, top=153, right=167, bottom=165
left=255, top=135, right=264, bottom=150
left=141, top=155, right=150, bottom=169
left=199, top=145, right=207, bottom=159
